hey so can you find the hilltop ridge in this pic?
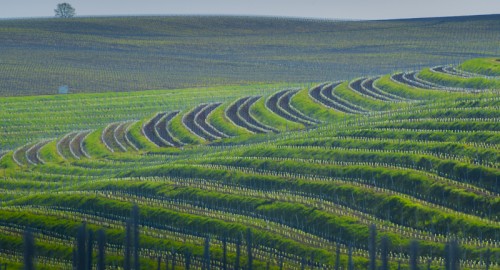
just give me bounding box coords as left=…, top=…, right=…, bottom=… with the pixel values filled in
left=0, top=14, right=499, bottom=96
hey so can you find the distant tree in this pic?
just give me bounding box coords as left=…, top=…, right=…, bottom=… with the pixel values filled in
left=23, top=229, right=35, bottom=270
left=54, top=3, right=75, bottom=18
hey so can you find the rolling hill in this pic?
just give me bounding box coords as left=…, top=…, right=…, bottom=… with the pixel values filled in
left=0, top=15, right=499, bottom=96
left=0, top=56, right=499, bottom=269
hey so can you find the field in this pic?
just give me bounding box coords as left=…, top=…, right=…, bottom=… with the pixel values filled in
left=1, top=14, right=500, bottom=270
left=0, top=15, right=499, bottom=96
left=0, top=53, right=499, bottom=269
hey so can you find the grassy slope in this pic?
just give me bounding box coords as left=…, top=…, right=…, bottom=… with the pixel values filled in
left=459, top=58, right=500, bottom=76
left=290, top=87, right=346, bottom=122
left=84, top=129, right=111, bottom=157
left=375, top=75, right=464, bottom=100
left=38, top=140, right=66, bottom=164
left=249, top=95, right=304, bottom=131
left=126, top=119, right=159, bottom=151
left=168, top=111, right=204, bottom=145
left=207, top=103, right=252, bottom=137
left=334, top=81, right=400, bottom=111
left=419, top=68, right=500, bottom=89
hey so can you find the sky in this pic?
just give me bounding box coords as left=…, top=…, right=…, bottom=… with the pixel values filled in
left=1, top=0, right=500, bottom=20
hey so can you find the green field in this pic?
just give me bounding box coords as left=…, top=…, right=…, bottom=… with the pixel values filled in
left=0, top=15, right=499, bottom=96
left=0, top=53, right=499, bottom=269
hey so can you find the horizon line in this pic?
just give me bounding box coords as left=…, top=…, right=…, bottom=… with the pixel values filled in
left=0, top=12, right=499, bottom=22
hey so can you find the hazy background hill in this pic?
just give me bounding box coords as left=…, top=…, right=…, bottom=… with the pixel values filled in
left=0, top=14, right=499, bottom=96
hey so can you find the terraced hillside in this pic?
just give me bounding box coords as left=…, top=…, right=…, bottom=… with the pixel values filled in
left=0, top=58, right=499, bottom=269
